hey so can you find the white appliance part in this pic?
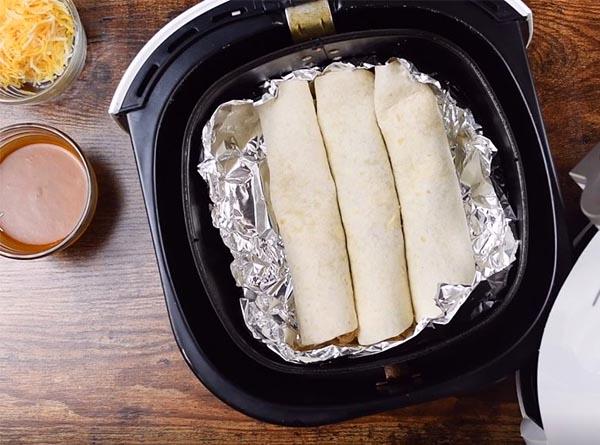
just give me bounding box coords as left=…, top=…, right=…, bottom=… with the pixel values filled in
left=536, top=230, right=600, bottom=444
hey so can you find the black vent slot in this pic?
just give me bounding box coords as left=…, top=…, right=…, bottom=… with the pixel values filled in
left=135, top=63, right=159, bottom=97
left=168, top=27, right=199, bottom=53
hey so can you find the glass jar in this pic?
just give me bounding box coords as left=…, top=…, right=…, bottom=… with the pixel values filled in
left=0, top=123, right=97, bottom=259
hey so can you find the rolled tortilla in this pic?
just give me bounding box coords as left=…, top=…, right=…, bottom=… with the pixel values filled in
left=374, top=61, right=475, bottom=321
left=257, top=80, right=358, bottom=346
left=315, top=69, right=414, bottom=345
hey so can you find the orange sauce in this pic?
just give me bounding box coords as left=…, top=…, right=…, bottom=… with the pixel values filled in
left=0, top=136, right=88, bottom=253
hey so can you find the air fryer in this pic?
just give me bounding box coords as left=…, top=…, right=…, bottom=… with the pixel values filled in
left=110, top=0, right=572, bottom=426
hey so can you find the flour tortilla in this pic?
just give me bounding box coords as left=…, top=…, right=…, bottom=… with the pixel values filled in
left=315, top=69, right=414, bottom=345
left=257, top=80, right=358, bottom=346
left=374, top=61, right=476, bottom=321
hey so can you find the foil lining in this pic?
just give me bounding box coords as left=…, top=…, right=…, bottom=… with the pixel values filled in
left=198, top=58, right=519, bottom=364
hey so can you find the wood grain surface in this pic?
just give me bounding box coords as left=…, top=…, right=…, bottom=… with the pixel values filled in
left=0, top=1, right=598, bottom=443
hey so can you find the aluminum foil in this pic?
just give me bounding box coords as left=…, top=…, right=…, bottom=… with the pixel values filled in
left=198, top=58, right=519, bottom=364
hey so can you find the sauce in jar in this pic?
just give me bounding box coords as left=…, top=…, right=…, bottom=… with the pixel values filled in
left=0, top=124, right=96, bottom=259
left=0, top=143, right=88, bottom=246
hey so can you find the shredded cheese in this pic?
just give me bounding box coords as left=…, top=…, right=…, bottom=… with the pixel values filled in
left=0, top=0, right=75, bottom=88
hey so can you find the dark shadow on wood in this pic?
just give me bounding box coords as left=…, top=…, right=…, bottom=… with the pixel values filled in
left=58, top=155, right=123, bottom=261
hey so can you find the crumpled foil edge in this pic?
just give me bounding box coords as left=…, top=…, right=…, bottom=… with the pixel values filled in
left=198, top=58, right=519, bottom=364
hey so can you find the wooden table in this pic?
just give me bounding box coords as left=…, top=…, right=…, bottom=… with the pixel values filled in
left=0, top=1, right=598, bottom=443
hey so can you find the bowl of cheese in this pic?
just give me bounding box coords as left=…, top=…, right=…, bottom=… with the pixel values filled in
left=0, top=0, right=86, bottom=104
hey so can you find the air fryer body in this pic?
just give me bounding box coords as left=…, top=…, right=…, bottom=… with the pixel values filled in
left=110, top=0, right=572, bottom=425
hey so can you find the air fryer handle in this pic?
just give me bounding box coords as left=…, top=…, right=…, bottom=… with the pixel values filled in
left=570, top=142, right=600, bottom=228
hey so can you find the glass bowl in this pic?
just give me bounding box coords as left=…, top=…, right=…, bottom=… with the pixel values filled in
left=0, top=0, right=87, bottom=105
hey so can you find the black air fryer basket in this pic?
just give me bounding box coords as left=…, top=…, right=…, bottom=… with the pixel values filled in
left=110, top=0, right=572, bottom=425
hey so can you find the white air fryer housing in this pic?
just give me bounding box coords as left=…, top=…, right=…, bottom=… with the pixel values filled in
left=520, top=143, right=600, bottom=445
